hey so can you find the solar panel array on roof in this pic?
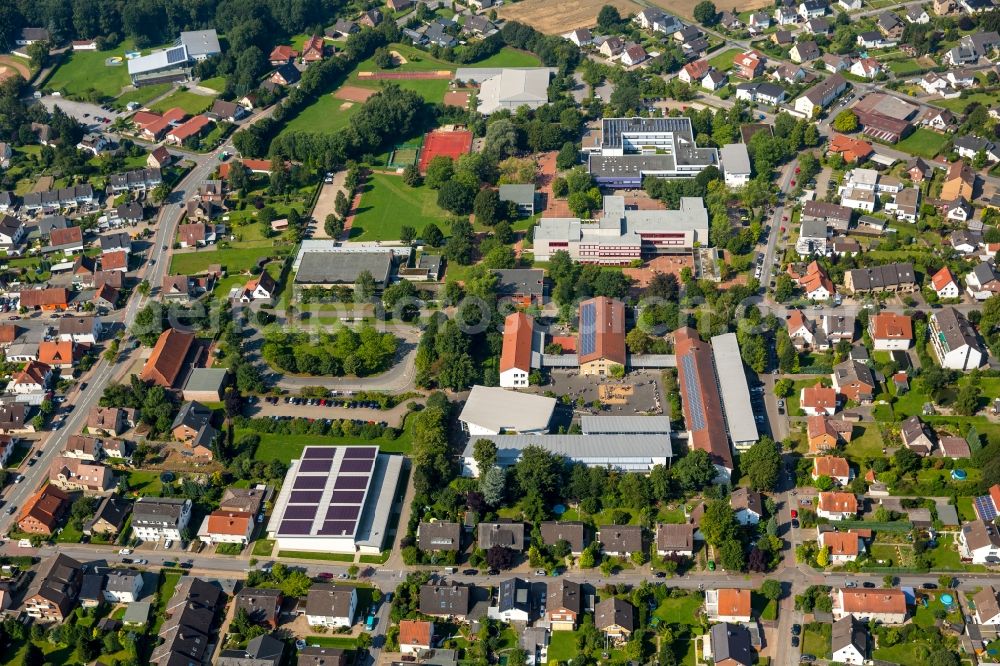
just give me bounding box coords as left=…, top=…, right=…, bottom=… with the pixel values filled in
left=580, top=302, right=596, bottom=356
left=166, top=46, right=188, bottom=64
left=276, top=446, right=379, bottom=538
left=976, top=495, right=998, bottom=521
left=681, top=354, right=706, bottom=431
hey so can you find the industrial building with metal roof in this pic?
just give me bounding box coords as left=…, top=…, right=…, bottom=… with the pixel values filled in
left=458, top=386, right=556, bottom=436
left=710, top=333, right=759, bottom=449
left=460, top=433, right=672, bottom=476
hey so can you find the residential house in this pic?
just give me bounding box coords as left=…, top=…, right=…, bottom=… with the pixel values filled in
left=197, top=510, right=254, bottom=545
left=817, top=492, right=858, bottom=520
left=171, top=401, right=219, bottom=458
left=960, top=521, right=1000, bottom=563
left=595, top=597, right=635, bottom=641
left=869, top=313, right=912, bottom=350
left=478, top=522, right=526, bottom=552
left=775, top=6, right=799, bottom=24
left=733, top=50, right=765, bottom=79
left=955, top=135, right=1000, bottom=162
left=796, top=218, right=829, bottom=256
left=772, top=63, right=806, bottom=84
left=705, top=588, right=752, bottom=622
left=973, top=586, right=1000, bottom=624
left=856, top=30, right=895, bottom=49
left=819, top=529, right=866, bottom=563
left=832, top=360, right=878, bottom=404
left=10, top=361, right=51, bottom=395
left=269, top=63, right=301, bottom=86
left=84, top=496, right=131, bottom=537
left=734, top=82, right=786, bottom=106
left=966, top=262, right=1000, bottom=300
left=301, top=35, right=325, bottom=62
left=218, top=635, right=285, bottom=666
left=22, top=554, right=83, bottom=623
left=833, top=588, right=907, bottom=623
left=821, top=53, right=852, bottom=72
left=790, top=40, right=820, bottom=63
left=799, top=0, right=827, bottom=18
left=813, top=456, right=852, bottom=486
left=104, top=570, right=143, bottom=604
left=707, top=623, right=754, bottom=666
left=132, top=497, right=192, bottom=542
left=620, top=43, right=648, bottom=67
left=808, top=415, right=854, bottom=453
left=850, top=57, right=883, bottom=79
left=798, top=261, right=836, bottom=301
left=546, top=580, right=582, bottom=630
left=832, top=614, right=869, bottom=664
left=563, top=29, right=593, bottom=47
left=655, top=523, right=695, bottom=557
left=844, top=262, right=917, bottom=294
left=941, top=160, right=976, bottom=200
left=730, top=488, right=762, bottom=525
left=399, top=619, right=434, bottom=655
left=828, top=134, right=873, bottom=163
left=597, top=525, right=642, bottom=557
left=877, top=11, right=905, bottom=38
left=801, top=384, right=838, bottom=416
left=929, top=307, right=985, bottom=371
left=234, top=588, right=283, bottom=629
left=599, top=37, right=624, bottom=58
left=884, top=187, right=919, bottom=222
left=139, top=327, right=194, bottom=388
left=420, top=583, right=471, bottom=620
left=418, top=521, right=461, bottom=552
left=18, top=484, right=71, bottom=535
left=499, top=312, right=534, bottom=389
left=306, top=585, right=357, bottom=627
left=540, top=522, right=587, bottom=554
left=901, top=415, right=935, bottom=455
left=794, top=74, right=848, bottom=116
left=489, top=578, right=532, bottom=622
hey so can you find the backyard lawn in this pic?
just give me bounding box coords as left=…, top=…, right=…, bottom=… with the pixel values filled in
left=874, top=639, right=937, bottom=665
left=708, top=48, right=743, bottom=71
left=350, top=174, right=449, bottom=240
left=546, top=631, right=579, bottom=663
left=844, top=424, right=885, bottom=460
left=150, top=89, right=217, bottom=115
left=169, top=245, right=292, bottom=275
left=801, top=622, right=831, bottom=659
left=653, top=592, right=703, bottom=625
left=895, top=128, right=950, bottom=159
left=199, top=76, right=227, bottom=92
left=935, top=92, right=1000, bottom=113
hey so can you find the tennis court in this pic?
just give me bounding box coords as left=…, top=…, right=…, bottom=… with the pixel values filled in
left=418, top=128, right=474, bottom=172
left=388, top=137, right=423, bottom=168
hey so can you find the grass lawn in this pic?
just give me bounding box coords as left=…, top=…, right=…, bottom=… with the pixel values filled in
left=252, top=539, right=275, bottom=556
left=874, top=640, right=936, bottom=664
left=802, top=622, right=831, bottom=659
left=895, top=128, right=950, bottom=159
left=473, top=47, right=542, bottom=67
left=350, top=43, right=455, bottom=103
left=546, top=630, right=579, bottom=663
left=844, top=424, right=885, bottom=461
left=150, top=89, right=216, bottom=115
left=46, top=38, right=158, bottom=99
left=708, top=48, right=743, bottom=71
left=153, top=571, right=183, bottom=633
left=114, top=83, right=172, bottom=109
left=247, top=413, right=416, bottom=463
left=126, top=469, right=165, bottom=496
left=360, top=551, right=391, bottom=564
left=657, top=506, right=686, bottom=523
left=886, top=59, right=925, bottom=75
left=169, top=245, right=292, bottom=275
left=935, top=92, right=1000, bottom=113
left=278, top=550, right=355, bottom=561
left=752, top=593, right=778, bottom=621
left=199, top=76, right=227, bottom=92
left=55, top=522, right=84, bottom=544
left=957, top=497, right=976, bottom=522
left=653, top=593, right=703, bottom=625
left=280, top=93, right=361, bottom=135
left=350, top=174, right=448, bottom=241
left=305, top=636, right=358, bottom=648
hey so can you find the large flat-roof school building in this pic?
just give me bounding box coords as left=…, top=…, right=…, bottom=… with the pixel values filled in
left=267, top=446, right=402, bottom=553
left=586, top=117, right=720, bottom=188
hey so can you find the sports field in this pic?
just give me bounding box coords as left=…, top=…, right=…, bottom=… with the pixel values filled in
left=46, top=38, right=170, bottom=100
left=473, top=47, right=542, bottom=68
left=350, top=173, right=448, bottom=241
left=349, top=43, right=455, bottom=103
left=418, top=129, right=474, bottom=172
left=0, top=56, right=31, bottom=83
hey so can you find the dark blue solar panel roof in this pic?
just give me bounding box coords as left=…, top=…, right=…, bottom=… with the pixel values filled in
left=680, top=354, right=706, bottom=431
left=580, top=302, right=596, bottom=356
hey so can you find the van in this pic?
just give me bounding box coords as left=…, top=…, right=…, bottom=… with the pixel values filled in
left=18, top=539, right=31, bottom=548
left=444, top=567, right=457, bottom=574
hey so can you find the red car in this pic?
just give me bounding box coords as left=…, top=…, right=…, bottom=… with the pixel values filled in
left=791, top=509, right=798, bottom=519
left=317, top=572, right=334, bottom=580
left=791, top=180, right=796, bottom=186
left=782, top=215, right=788, bottom=221
left=795, top=167, right=801, bottom=174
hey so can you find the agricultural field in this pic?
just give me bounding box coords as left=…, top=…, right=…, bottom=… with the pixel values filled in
left=497, top=0, right=642, bottom=34
left=648, top=0, right=770, bottom=20
left=473, top=47, right=543, bottom=68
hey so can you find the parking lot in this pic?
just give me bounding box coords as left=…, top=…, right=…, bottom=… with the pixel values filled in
left=37, top=95, right=123, bottom=130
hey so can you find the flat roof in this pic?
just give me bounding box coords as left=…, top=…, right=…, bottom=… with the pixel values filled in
left=458, top=386, right=556, bottom=433
left=498, top=184, right=536, bottom=205
left=183, top=367, right=229, bottom=392
left=580, top=415, right=671, bottom=434
left=720, top=143, right=751, bottom=176
left=180, top=29, right=221, bottom=58
left=710, top=333, right=759, bottom=445
left=127, top=45, right=189, bottom=76
left=294, top=250, right=393, bottom=286
left=270, top=446, right=380, bottom=539
left=355, top=453, right=402, bottom=549
left=462, top=434, right=673, bottom=465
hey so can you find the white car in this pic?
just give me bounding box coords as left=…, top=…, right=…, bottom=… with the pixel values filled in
left=119, top=548, right=132, bottom=555
left=164, top=539, right=173, bottom=549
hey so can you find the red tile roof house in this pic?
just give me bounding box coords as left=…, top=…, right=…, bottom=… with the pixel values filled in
left=817, top=492, right=859, bottom=521
left=197, top=510, right=254, bottom=545
left=832, top=588, right=907, bottom=624
left=800, top=384, right=838, bottom=416
left=399, top=619, right=434, bottom=655
left=166, top=115, right=214, bottom=146
left=819, top=529, right=866, bottom=563
left=499, top=312, right=533, bottom=388
left=931, top=266, right=960, bottom=298
left=812, top=455, right=852, bottom=486
left=868, top=313, right=913, bottom=350
left=269, top=44, right=298, bottom=66
left=301, top=35, right=326, bottom=62
left=140, top=328, right=195, bottom=388
left=178, top=223, right=218, bottom=248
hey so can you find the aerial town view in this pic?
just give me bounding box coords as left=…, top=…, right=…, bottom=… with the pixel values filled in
left=4, top=0, right=1000, bottom=664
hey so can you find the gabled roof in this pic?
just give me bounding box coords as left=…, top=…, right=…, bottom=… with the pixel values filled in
left=140, top=328, right=195, bottom=387
left=500, top=312, right=534, bottom=373
left=595, top=597, right=635, bottom=632
left=578, top=297, right=626, bottom=366
left=814, top=456, right=850, bottom=478
left=819, top=492, right=858, bottom=514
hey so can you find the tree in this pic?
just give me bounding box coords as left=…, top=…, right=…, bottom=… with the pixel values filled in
left=775, top=379, right=794, bottom=398
left=422, top=223, right=444, bottom=247
left=760, top=579, right=782, bottom=601
left=740, top=436, right=782, bottom=491
left=437, top=180, right=476, bottom=215
left=400, top=225, right=416, bottom=245
left=832, top=109, right=858, bottom=133
left=402, top=163, right=422, bottom=186
left=425, top=156, right=455, bottom=189
left=955, top=380, right=980, bottom=416
left=556, top=141, right=579, bottom=169
left=929, top=650, right=960, bottom=666
left=774, top=274, right=796, bottom=301
left=693, top=0, right=718, bottom=25
left=597, top=5, right=623, bottom=31
left=672, top=449, right=717, bottom=490
left=480, top=465, right=506, bottom=506
left=335, top=190, right=350, bottom=217
left=373, top=46, right=395, bottom=69
left=355, top=270, right=376, bottom=302
left=325, top=214, right=344, bottom=238
left=473, top=439, right=498, bottom=472
left=473, top=188, right=502, bottom=226
left=700, top=500, right=738, bottom=547
left=718, top=539, right=745, bottom=571
left=816, top=545, right=829, bottom=567
left=893, top=446, right=921, bottom=476
left=486, top=545, right=517, bottom=570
